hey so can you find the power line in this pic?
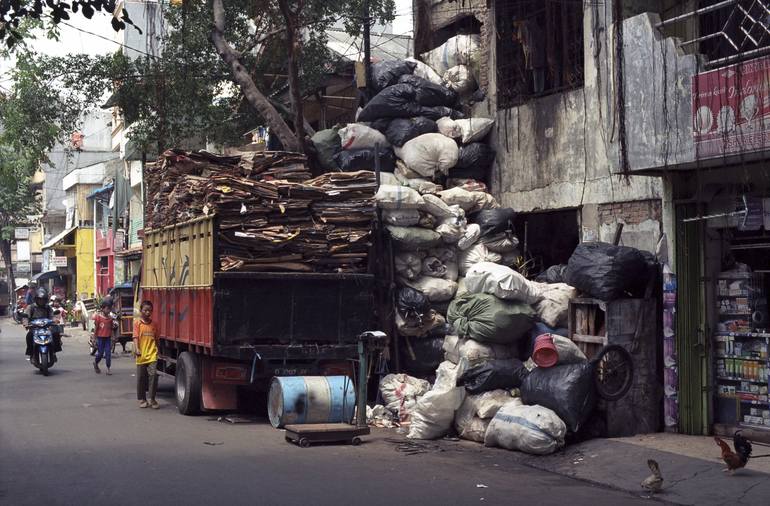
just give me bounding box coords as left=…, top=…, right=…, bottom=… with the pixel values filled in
left=57, top=20, right=161, bottom=60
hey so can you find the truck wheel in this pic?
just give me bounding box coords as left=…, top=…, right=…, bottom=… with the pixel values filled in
left=176, top=352, right=202, bottom=415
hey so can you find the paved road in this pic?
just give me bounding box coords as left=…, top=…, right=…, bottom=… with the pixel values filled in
left=0, top=318, right=654, bottom=506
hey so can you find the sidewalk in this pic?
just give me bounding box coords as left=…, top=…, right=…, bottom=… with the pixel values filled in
left=512, top=433, right=770, bottom=505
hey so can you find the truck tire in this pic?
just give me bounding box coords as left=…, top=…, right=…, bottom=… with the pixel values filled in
left=176, top=352, right=202, bottom=415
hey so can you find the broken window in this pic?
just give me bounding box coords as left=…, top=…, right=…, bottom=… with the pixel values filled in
left=496, top=0, right=584, bottom=109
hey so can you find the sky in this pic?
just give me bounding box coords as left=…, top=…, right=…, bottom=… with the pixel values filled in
left=0, top=0, right=413, bottom=91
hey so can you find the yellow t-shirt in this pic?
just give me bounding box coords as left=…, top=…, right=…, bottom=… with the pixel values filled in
left=133, top=320, right=158, bottom=365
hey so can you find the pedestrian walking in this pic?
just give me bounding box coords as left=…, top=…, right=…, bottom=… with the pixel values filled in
left=134, top=301, right=159, bottom=409
left=92, top=299, right=115, bottom=375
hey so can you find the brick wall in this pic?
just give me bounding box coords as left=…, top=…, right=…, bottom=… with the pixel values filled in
left=598, top=199, right=662, bottom=226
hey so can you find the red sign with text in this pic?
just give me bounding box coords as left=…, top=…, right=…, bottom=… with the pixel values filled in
left=692, top=56, right=770, bottom=158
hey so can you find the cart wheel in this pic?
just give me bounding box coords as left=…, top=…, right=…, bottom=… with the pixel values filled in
left=298, top=438, right=310, bottom=448
left=593, top=345, right=634, bottom=401
left=351, top=437, right=362, bottom=446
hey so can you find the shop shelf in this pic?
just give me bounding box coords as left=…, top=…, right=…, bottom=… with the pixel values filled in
left=717, top=395, right=769, bottom=406
left=715, top=332, right=770, bottom=338
left=716, top=376, right=768, bottom=384
left=715, top=354, right=768, bottom=362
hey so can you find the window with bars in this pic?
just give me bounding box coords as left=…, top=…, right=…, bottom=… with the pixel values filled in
left=659, top=0, right=770, bottom=68
left=496, top=0, right=584, bottom=109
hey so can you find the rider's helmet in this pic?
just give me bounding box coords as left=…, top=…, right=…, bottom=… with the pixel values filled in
left=34, top=288, right=49, bottom=307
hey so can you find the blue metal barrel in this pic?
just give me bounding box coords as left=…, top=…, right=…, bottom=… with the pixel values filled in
left=268, top=376, right=356, bottom=428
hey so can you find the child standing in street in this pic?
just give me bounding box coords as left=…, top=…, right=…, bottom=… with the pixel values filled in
left=92, top=299, right=115, bottom=375
left=134, top=301, right=159, bottom=409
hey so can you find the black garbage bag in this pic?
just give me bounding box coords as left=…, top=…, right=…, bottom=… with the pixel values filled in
left=419, top=105, right=465, bottom=121
left=472, top=208, right=516, bottom=237
left=397, top=287, right=430, bottom=319
left=521, top=362, right=596, bottom=433
left=372, top=60, right=417, bottom=91
left=457, top=359, right=529, bottom=394
left=357, top=84, right=422, bottom=122
left=333, top=147, right=396, bottom=172
left=400, top=336, right=445, bottom=375
left=397, top=74, right=458, bottom=107
left=385, top=117, right=438, bottom=147
left=534, top=264, right=568, bottom=284
left=310, top=128, right=341, bottom=171
left=565, top=242, right=650, bottom=300
left=455, top=143, right=496, bottom=169
left=448, top=165, right=487, bottom=181
left=369, top=118, right=391, bottom=133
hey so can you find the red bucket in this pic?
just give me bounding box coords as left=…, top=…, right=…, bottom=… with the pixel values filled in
left=533, top=333, right=559, bottom=368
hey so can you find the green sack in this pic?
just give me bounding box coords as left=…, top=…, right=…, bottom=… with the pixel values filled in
left=311, top=128, right=341, bottom=171
left=448, top=293, right=534, bottom=344
left=387, top=226, right=442, bottom=250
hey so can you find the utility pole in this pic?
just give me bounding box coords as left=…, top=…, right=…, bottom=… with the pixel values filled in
left=362, top=0, right=372, bottom=102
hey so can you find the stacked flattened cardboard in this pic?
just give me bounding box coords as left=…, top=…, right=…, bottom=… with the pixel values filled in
left=145, top=149, right=376, bottom=273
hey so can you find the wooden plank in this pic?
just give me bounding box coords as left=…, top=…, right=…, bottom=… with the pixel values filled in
left=572, top=334, right=607, bottom=345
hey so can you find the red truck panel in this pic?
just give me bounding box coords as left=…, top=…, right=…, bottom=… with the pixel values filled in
left=145, top=288, right=214, bottom=349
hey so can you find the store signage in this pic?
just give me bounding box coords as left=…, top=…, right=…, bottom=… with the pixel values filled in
left=51, top=256, right=68, bottom=268
left=15, top=262, right=31, bottom=273
left=692, top=55, right=770, bottom=159
left=14, top=228, right=29, bottom=240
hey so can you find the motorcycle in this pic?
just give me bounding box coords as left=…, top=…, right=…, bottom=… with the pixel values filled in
left=28, top=318, right=57, bottom=376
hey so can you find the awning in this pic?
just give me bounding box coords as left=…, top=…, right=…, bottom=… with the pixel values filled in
left=30, top=271, right=62, bottom=283
left=42, top=227, right=77, bottom=250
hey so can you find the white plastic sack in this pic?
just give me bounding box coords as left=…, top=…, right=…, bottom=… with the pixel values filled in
left=422, top=256, right=448, bottom=278
left=457, top=223, right=481, bottom=250
left=436, top=220, right=465, bottom=244
left=420, top=34, right=481, bottom=77
left=375, top=185, right=424, bottom=210
left=443, top=335, right=515, bottom=366
left=456, top=416, right=489, bottom=443
left=405, top=57, right=443, bottom=85
left=534, top=283, right=578, bottom=328
left=456, top=390, right=513, bottom=435
left=394, top=159, right=423, bottom=181
left=395, top=133, right=459, bottom=178
left=380, top=373, right=431, bottom=421
left=438, top=187, right=476, bottom=211
left=455, top=118, right=495, bottom=144
left=458, top=244, right=502, bottom=276
left=552, top=334, right=587, bottom=364
left=382, top=208, right=421, bottom=227
left=429, top=247, right=459, bottom=281
left=456, top=277, right=468, bottom=297
left=469, top=191, right=500, bottom=213
left=437, top=117, right=462, bottom=138
left=387, top=226, right=442, bottom=250
left=339, top=123, right=390, bottom=150
left=399, top=275, right=458, bottom=302
left=482, top=232, right=520, bottom=253
left=406, top=178, right=443, bottom=195
left=465, top=262, right=544, bottom=304
left=408, top=360, right=467, bottom=439
left=443, top=65, right=476, bottom=95
left=420, top=193, right=454, bottom=219
left=484, top=401, right=566, bottom=455
left=380, top=172, right=400, bottom=186
left=395, top=252, right=423, bottom=280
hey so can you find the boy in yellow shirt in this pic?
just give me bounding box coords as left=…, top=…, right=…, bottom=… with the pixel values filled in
left=134, top=301, right=160, bottom=409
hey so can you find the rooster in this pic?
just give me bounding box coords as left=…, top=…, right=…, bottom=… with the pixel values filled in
left=714, top=431, right=752, bottom=474
left=640, top=459, right=663, bottom=493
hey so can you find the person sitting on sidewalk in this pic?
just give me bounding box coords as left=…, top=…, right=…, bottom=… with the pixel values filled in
left=134, top=301, right=160, bottom=409
left=92, top=298, right=115, bottom=375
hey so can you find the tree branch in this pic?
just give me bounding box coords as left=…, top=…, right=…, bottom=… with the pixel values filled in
left=210, top=0, right=300, bottom=152
left=277, top=0, right=307, bottom=153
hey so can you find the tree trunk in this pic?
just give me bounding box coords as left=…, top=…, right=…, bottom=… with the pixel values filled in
left=210, top=0, right=301, bottom=152
left=277, top=0, right=308, bottom=154
left=1, top=238, right=16, bottom=293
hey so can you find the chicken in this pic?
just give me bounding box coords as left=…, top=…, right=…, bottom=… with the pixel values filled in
left=641, top=459, right=663, bottom=493
left=714, top=431, right=752, bottom=474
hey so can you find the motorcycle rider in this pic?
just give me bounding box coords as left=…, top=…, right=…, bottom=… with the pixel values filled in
left=23, top=287, right=62, bottom=358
